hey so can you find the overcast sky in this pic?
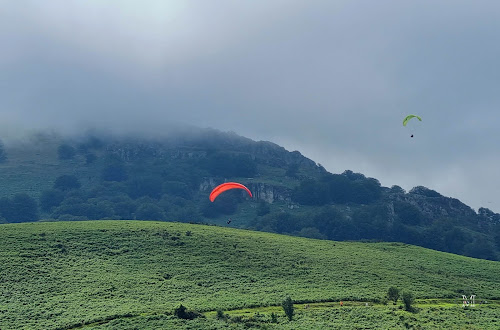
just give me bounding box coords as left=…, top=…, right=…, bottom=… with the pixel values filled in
left=1, top=1, right=499, bottom=212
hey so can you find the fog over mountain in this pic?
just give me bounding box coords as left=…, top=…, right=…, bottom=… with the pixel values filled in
left=2, top=1, right=500, bottom=212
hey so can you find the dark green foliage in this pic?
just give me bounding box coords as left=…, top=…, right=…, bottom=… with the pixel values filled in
left=293, top=172, right=382, bottom=206
left=200, top=152, right=257, bottom=177
left=270, top=312, right=278, bottom=323
left=443, top=227, right=469, bottom=254
left=162, top=181, right=191, bottom=199
left=256, top=200, right=270, bottom=216
left=464, top=239, right=497, bottom=261
left=135, top=203, right=165, bottom=220
left=390, top=185, right=405, bottom=194
left=292, top=179, right=329, bottom=205
left=295, top=227, right=327, bottom=240
left=394, top=201, right=422, bottom=225
left=350, top=178, right=382, bottom=203
left=254, top=212, right=299, bottom=234
left=102, top=164, right=128, bottom=182
left=387, top=287, right=400, bottom=303
left=85, top=153, right=97, bottom=164
left=201, top=192, right=240, bottom=218
left=112, top=198, right=136, bottom=220
left=402, top=291, right=415, bottom=312
left=216, top=309, right=226, bottom=320
left=57, top=144, right=76, bottom=160
left=54, top=175, right=81, bottom=191
left=173, top=304, right=203, bottom=320
left=0, top=194, right=39, bottom=223
left=282, top=296, right=294, bottom=321
left=352, top=204, right=390, bottom=239
left=53, top=199, right=114, bottom=220
left=40, top=189, right=65, bottom=212
left=127, top=176, right=163, bottom=199
left=494, top=228, right=500, bottom=249
left=409, top=186, right=442, bottom=198
left=169, top=205, right=202, bottom=223
left=286, top=163, right=299, bottom=178
left=312, top=206, right=351, bottom=240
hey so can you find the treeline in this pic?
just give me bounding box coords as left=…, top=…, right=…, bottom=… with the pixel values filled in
left=292, top=171, right=382, bottom=205
left=250, top=204, right=500, bottom=261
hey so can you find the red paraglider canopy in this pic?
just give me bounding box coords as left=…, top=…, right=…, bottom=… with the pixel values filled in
left=209, top=182, right=252, bottom=202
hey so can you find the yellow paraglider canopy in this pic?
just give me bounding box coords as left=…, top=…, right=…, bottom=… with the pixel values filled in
left=403, top=115, right=422, bottom=126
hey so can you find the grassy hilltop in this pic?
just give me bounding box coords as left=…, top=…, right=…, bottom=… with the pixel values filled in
left=1, top=220, right=499, bottom=329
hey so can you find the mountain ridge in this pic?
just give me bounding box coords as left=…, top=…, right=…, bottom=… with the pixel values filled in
left=0, top=128, right=498, bottom=261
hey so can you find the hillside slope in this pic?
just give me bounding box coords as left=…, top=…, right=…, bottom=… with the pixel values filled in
left=0, top=220, right=498, bottom=329
left=0, top=130, right=499, bottom=261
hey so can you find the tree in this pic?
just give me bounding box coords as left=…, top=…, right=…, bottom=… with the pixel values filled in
left=390, top=185, right=405, bottom=194
left=394, top=201, right=423, bottom=226
left=464, top=239, right=497, bottom=261
left=402, top=291, right=415, bottom=312
left=173, top=304, right=202, bottom=320
left=256, top=200, right=270, bottom=216
left=285, top=163, right=299, bottom=178
left=58, top=144, right=76, bottom=160
left=127, top=176, right=163, bottom=199
left=40, top=189, right=65, bottom=212
left=136, top=203, right=165, bottom=220
left=0, top=194, right=39, bottom=223
left=387, top=287, right=400, bottom=303
left=102, top=163, right=128, bottom=182
left=282, top=296, right=294, bottom=321
left=85, top=153, right=97, bottom=164
left=54, top=175, right=81, bottom=191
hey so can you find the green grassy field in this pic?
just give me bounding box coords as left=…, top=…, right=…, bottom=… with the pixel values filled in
left=1, top=220, right=499, bottom=329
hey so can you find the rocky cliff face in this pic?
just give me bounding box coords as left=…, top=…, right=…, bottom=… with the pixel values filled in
left=199, top=178, right=293, bottom=204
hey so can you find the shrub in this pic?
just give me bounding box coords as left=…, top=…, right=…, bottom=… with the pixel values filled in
left=40, top=189, right=65, bottom=212
left=387, top=287, right=400, bottom=303
left=216, top=309, right=226, bottom=320
left=402, top=291, right=415, bottom=312
left=102, top=164, right=128, bottom=182
left=54, top=175, right=81, bottom=191
left=282, top=296, right=294, bottom=321
left=173, top=304, right=203, bottom=320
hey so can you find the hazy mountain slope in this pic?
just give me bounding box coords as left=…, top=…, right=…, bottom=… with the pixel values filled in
left=0, top=129, right=498, bottom=261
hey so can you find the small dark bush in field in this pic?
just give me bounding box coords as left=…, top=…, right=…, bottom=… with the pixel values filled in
left=216, top=309, right=226, bottom=320
left=185, top=231, right=192, bottom=236
left=388, top=286, right=400, bottom=303
left=270, top=312, right=278, bottom=323
left=402, top=291, right=415, bottom=312
left=174, top=304, right=203, bottom=320
left=230, top=315, right=244, bottom=323
left=282, top=296, right=294, bottom=321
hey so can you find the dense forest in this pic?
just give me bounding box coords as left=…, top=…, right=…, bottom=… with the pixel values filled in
left=0, top=130, right=498, bottom=261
